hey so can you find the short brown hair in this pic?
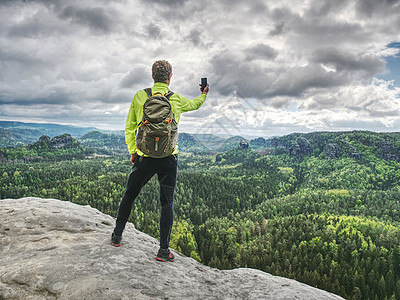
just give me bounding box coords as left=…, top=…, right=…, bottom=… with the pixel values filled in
left=152, top=60, right=172, bottom=83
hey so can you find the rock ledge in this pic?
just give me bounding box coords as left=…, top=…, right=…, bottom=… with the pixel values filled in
left=0, top=198, right=344, bottom=299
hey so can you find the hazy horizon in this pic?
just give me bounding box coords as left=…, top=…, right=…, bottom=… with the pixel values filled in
left=3, top=119, right=400, bottom=143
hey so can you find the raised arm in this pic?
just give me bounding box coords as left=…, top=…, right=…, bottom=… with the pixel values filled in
left=180, top=84, right=209, bottom=113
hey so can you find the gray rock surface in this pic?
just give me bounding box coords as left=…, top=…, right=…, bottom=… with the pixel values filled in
left=239, top=141, right=249, bottom=150
left=289, top=137, right=312, bottom=160
left=0, top=198, right=344, bottom=300
left=50, top=134, right=74, bottom=149
left=380, top=141, right=399, bottom=161
left=325, top=143, right=341, bottom=160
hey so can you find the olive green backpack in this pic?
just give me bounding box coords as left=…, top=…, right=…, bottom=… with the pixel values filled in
left=136, top=88, right=178, bottom=158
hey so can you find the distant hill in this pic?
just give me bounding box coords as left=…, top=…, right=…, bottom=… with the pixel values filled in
left=189, top=134, right=227, bottom=151
left=0, top=129, right=22, bottom=148
left=0, top=121, right=247, bottom=153
left=78, top=131, right=221, bottom=154
left=0, top=134, right=87, bottom=163
left=0, top=121, right=97, bottom=147
left=217, top=135, right=248, bottom=152
left=4, top=122, right=398, bottom=161
left=249, top=137, right=268, bottom=149
left=0, top=127, right=44, bottom=147
left=0, top=120, right=241, bottom=154
left=78, top=130, right=126, bottom=153
left=177, top=133, right=202, bottom=151
left=177, top=133, right=248, bottom=153
left=264, top=130, right=400, bottom=161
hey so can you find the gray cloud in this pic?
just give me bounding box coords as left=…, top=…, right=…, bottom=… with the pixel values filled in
left=119, top=66, right=149, bottom=89
left=0, top=47, right=44, bottom=66
left=59, top=5, right=116, bottom=34
left=312, top=48, right=385, bottom=77
left=356, top=0, right=400, bottom=17
left=211, top=50, right=347, bottom=101
left=244, top=44, right=277, bottom=61
left=267, top=3, right=382, bottom=52
left=269, top=23, right=285, bottom=36
left=7, top=9, right=64, bottom=38
left=142, top=0, right=204, bottom=24
left=247, top=1, right=269, bottom=15
left=185, top=29, right=204, bottom=47
left=0, top=0, right=400, bottom=134
left=271, top=65, right=348, bottom=98
left=304, top=0, right=349, bottom=18
left=8, top=22, right=52, bottom=39
left=145, top=23, right=162, bottom=39
left=143, top=0, right=188, bottom=6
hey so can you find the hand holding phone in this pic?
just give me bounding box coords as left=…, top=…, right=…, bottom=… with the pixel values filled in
left=200, top=77, right=209, bottom=94
left=201, top=78, right=207, bottom=91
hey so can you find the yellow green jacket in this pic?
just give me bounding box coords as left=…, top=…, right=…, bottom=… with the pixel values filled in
left=125, top=82, right=207, bottom=156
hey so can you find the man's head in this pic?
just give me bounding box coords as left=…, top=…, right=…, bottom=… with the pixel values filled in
left=152, top=60, right=172, bottom=84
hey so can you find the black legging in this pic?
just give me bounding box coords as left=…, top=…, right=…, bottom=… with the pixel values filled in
left=114, top=154, right=178, bottom=249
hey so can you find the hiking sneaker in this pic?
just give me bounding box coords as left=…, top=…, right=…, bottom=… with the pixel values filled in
left=111, top=232, right=122, bottom=247
left=156, top=248, right=175, bottom=262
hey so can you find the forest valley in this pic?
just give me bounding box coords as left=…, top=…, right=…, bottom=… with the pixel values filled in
left=1, top=130, right=400, bottom=300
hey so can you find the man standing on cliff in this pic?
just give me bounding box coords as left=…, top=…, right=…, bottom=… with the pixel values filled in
left=112, top=60, right=209, bottom=262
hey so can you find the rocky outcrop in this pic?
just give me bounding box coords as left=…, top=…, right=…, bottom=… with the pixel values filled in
left=50, top=134, right=75, bottom=149
left=349, top=152, right=362, bottom=160
left=380, top=141, right=399, bottom=161
left=289, top=143, right=302, bottom=159
left=289, top=137, right=312, bottom=160
left=297, top=137, right=312, bottom=154
left=325, top=143, right=341, bottom=160
left=239, top=140, right=249, bottom=149
left=28, top=134, right=78, bottom=150
left=37, top=135, right=51, bottom=145
left=339, top=140, right=362, bottom=160
left=0, top=198, right=344, bottom=300
left=250, top=137, right=268, bottom=149
left=270, top=137, right=287, bottom=150
left=28, top=135, right=51, bottom=150
left=324, top=140, right=363, bottom=160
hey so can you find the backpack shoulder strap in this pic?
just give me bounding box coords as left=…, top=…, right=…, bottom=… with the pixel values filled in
left=144, top=88, right=152, bottom=98
left=165, top=91, right=174, bottom=100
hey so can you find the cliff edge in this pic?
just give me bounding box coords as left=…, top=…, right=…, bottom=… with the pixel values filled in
left=0, top=198, right=344, bottom=299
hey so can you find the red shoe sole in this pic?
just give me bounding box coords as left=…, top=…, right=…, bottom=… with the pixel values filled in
left=155, top=257, right=174, bottom=262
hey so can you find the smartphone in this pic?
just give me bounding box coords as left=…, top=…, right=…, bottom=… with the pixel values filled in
left=201, top=78, right=207, bottom=91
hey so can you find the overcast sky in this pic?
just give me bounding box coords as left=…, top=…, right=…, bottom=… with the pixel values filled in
left=1, top=0, right=400, bottom=139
